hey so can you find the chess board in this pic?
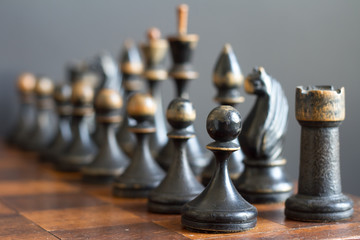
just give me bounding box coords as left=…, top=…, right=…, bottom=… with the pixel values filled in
left=0, top=142, right=359, bottom=240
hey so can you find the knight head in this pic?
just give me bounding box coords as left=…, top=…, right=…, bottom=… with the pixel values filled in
left=244, top=67, right=272, bottom=95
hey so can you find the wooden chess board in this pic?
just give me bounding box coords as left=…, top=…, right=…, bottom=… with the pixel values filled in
left=0, top=142, right=359, bottom=240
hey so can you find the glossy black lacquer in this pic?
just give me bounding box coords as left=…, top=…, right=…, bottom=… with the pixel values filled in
left=182, top=106, right=257, bottom=233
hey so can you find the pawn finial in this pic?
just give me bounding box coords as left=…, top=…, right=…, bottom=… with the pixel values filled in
left=166, top=98, right=196, bottom=130
left=17, top=73, right=36, bottom=93
left=127, top=93, right=156, bottom=121
left=207, top=105, right=242, bottom=143
left=35, top=77, right=54, bottom=96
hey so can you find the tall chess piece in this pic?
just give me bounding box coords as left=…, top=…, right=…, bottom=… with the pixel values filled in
left=201, top=44, right=245, bottom=186
left=92, top=52, right=123, bottom=146
left=148, top=98, right=204, bottom=214
left=285, top=86, right=353, bottom=222
left=141, top=28, right=168, bottom=158
left=117, top=40, right=144, bottom=158
left=157, top=4, right=209, bottom=175
left=24, top=76, right=58, bottom=152
left=182, top=106, right=257, bottom=233
left=56, top=82, right=97, bottom=171
left=8, top=73, right=37, bottom=147
left=113, top=93, right=165, bottom=198
left=82, top=89, right=130, bottom=183
left=41, top=83, right=73, bottom=162
left=235, top=67, right=293, bottom=203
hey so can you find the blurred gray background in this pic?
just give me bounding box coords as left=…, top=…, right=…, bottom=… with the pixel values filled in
left=0, top=1, right=359, bottom=195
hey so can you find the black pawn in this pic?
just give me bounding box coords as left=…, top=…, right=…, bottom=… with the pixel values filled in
left=24, top=76, right=58, bottom=152
left=113, top=93, right=165, bottom=198
left=141, top=28, right=168, bottom=158
left=8, top=73, right=37, bottom=148
left=202, top=44, right=245, bottom=186
left=157, top=4, right=209, bottom=176
left=91, top=52, right=123, bottom=146
left=148, top=98, right=204, bottom=214
left=41, top=83, right=73, bottom=162
left=182, top=106, right=257, bottom=233
left=82, top=89, right=130, bottom=183
left=56, top=81, right=97, bottom=171
left=117, top=40, right=144, bottom=158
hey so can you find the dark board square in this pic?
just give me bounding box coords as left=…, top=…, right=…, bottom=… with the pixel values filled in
left=3, top=192, right=106, bottom=212
left=51, top=222, right=189, bottom=240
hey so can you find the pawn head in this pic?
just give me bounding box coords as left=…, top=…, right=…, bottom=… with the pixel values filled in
left=166, top=98, right=196, bottom=129
left=35, top=76, right=54, bottom=96
left=17, top=73, right=36, bottom=93
left=127, top=93, right=156, bottom=122
left=95, top=89, right=123, bottom=110
left=54, top=83, right=72, bottom=103
left=207, top=105, right=242, bottom=142
left=71, top=81, right=94, bottom=105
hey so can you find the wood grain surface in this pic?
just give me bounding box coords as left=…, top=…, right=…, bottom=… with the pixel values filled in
left=0, top=142, right=359, bottom=239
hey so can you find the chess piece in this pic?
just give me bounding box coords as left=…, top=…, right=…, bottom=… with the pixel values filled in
left=285, top=86, right=353, bottom=222
left=113, top=93, right=165, bottom=198
left=41, top=83, right=73, bottom=162
left=235, top=67, right=293, bottom=203
left=82, top=89, right=129, bottom=183
left=157, top=4, right=209, bottom=175
left=56, top=81, right=97, bottom=171
left=148, top=98, right=204, bottom=214
left=24, top=76, right=58, bottom=152
left=182, top=106, right=257, bottom=233
left=91, top=52, right=123, bottom=146
left=117, top=40, right=144, bottom=158
left=8, top=73, right=37, bottom=147
left=201, top=44, right=245, bottom=185
left=141, top=27, right=168, bottom=158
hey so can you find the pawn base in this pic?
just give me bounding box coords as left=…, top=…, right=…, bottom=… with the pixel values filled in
left=181, top=214, right=257, bottom=233
left=285, top=194, right=353, bottom=222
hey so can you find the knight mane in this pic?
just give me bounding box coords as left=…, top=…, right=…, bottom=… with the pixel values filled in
left=240, top=71, right=288, bottom=160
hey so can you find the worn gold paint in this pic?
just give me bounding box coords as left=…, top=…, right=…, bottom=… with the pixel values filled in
left=96, top=115, right=122, bottom=123
left=144, top=69, right=168, bottom=80
left=170, top=71, right=198, bottom=79
left=71, top=82, right=94, bottom=104
left=121, top=62, right=144, bottom=75
left=213, top=72, right=244, bottom=87
left=214, top=96, right=245, bottom=104
left=35, top=77, right=54, bottom=96
left=206, top=145, right=240, bottom=151
left=95, top=89, right=122, bottom=109
left=17, top=73, right=36, bottom=93
left=168, top=34, right=199, bottom=43
left=244, top=77, right=254, bottom=94
left=166, top=106, right=196, bottom=122
left=127, top=93, right=156, bottom=116
left=296, top=86, right=345, bottom=122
